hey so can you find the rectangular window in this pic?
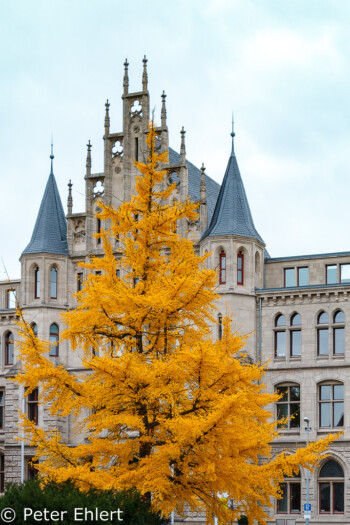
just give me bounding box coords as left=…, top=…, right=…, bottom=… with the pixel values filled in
left=297, top=266, right=309, bottom=286
left=275, top=331, right=286, bottom=358
left=333, top=328, right=344, bottom=355
left=277, top=481, right=301, bottom=514
left=284, top=268, right=295, bottom=287
left=5, top=290, right=16, bottom=309
left=219, top=253, right=226, bottom=285
left=276, top=385, right=300, bottom=429
left=290, top=330, right=301, bottom=357
left=340, top=263, right=350, bottom=283
left=97, top=218, right=101, bottom=245
left=77, top=273, right=83, bottom=292
left=27, top=458, right=38, bottom=480
left=27, top=388, right=38, bottom=425
left=0, top=391, right=4, bottom=430
left=135, top=137, right=139, bottom=161
left=319, top=384, right=344, bottom=428
left=317, top=328, right=329, bottom=355
left=237, top=254, right=244, bottom=285
left=326, top=264, right=337, bottom=284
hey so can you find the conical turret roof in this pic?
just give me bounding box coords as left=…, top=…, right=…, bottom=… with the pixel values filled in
left=22, top=153, right=68, bottom=256
left=201, top=135, right=264, bottom=244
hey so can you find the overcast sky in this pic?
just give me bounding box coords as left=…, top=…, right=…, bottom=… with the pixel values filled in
left=1, top=0, right=350, bottom=279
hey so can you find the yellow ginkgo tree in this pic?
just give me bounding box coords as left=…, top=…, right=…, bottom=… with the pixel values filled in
left=17, top=124, right=336, bottom=525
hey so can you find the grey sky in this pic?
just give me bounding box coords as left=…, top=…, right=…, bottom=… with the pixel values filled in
left=1, top=0, right=350, bottom=279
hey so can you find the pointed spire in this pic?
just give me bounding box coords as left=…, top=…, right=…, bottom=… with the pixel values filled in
left=22, top=152, right=68, bottom=256
left=161, top=91, right=167, bottom=128
left=201, top=135, right=264, bottom=243
left=86, top=140, right=92, bottom=179
left=50, top=138, right=54, bottom=174
left=231, top=112, right=235, bottom=156
left=142, top=55, right=148, bottom=91
left=123, top=58, right=129, bottom=95
left=104, top=99, right=110, bottom=135
left=200, top=163, right=206, bottom=203
left=180, top=127, right=186, bottom=163
left=67, top=180, right=73, bottom=215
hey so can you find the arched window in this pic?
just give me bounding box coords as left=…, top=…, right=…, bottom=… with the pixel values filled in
left=237, top=252, right=244, bottom=285
left=50, top=267, right=57, bottom=299
left=276, top=384, right=300, bottom=429
left=333, top=310, right=345, bottom=355
left=319, top=460, right=344, bottom=514
left=31, top=323, right=38, bottom=337
left=5, top=332, right=14, bottom=366
left=34, top=267, right=40, bottom=299
left=219, top=251, right=226, bottom=285
left=290, top=313, right=302, bottom=357
left=218, top=313, right=223, bottom=341
left=277, top=471, right=301, bottom=514
left=274, top=315, right=286, bottom=358
left=319, top=382, right=344, bottom=428
left=317, top=312, right=329, bottom=356
left=49, top=323, right=59, bottom=357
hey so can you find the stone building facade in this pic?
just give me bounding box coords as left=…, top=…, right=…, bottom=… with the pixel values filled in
left=1, top=58, right=349, bottom=524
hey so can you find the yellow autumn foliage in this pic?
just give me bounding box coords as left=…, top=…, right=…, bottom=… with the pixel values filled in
left=16, top=124, right=337, bottom=525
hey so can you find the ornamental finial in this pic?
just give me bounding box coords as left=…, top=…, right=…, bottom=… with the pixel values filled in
left=142, top=55, right=148, bottom=91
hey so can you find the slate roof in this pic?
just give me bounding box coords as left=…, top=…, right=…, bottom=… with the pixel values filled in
left=169, top=148, right=220, bottom=224
left=201, top=139, right=264, bottom=244
left=22, top=159, right=68, bottom=256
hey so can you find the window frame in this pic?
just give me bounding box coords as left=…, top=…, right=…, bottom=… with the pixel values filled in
left=332, top=310, right=345, bottom=356
left=5, top=289, right=16, bottom=309
left=297, top=266, right=309, bottom=286
left=276, top=478, right=301, bottom=514
left=49, top=323, right=59, bottom=357
left=27, top=387, right=39, bottom=426
left=319, top=460, right=344, bottom=515
left=219, top=251, right=226, bottom=285
left=284, top=268, right=295, bottom=287
left=237, top=253, right=244, bottom=285
left=290, top=313, right=302, bottom=358
left=50, top=267, right=57, bottom=299
left=34, top=266, right=40, bottom=299
left=274, top=315, right=287, bottom=359
left=77, top=272, right=83, bottom=292
left=5, top=332, right=14, bottom=366
left=317, top=311, right=329, bottom=356
left=326, top=264, right=338, bottom=285
left=319, top=383, right=344, bottom=429
left=276, top=384, right=301, bottom=430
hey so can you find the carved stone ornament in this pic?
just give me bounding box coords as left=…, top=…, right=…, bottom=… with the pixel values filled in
left=115, top=166, right=121, bottom=174
left=130, top=99, right=142, bottom=118
left=133, top=125, right=140, bottom=133
left=93, top=180, right=104, bottom=197
left=112, top=140, right=123, bottom=158
left=73, top=219, right=86, bottom=244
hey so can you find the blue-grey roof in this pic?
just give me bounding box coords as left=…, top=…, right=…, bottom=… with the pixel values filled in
left=22, top=161, right=68, bottom=256
left=201, top=140, right=264, bottom=243
left=169, top=148, right=220, bottom=224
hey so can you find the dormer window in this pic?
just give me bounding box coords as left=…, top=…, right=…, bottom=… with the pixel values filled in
left=237, top=253, right=244, bottom=285
left=219, top=251, right=226, bottom=285
left=50, top=267, right=57, bottom=299
left=34, top=267, right=40, bottom=299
